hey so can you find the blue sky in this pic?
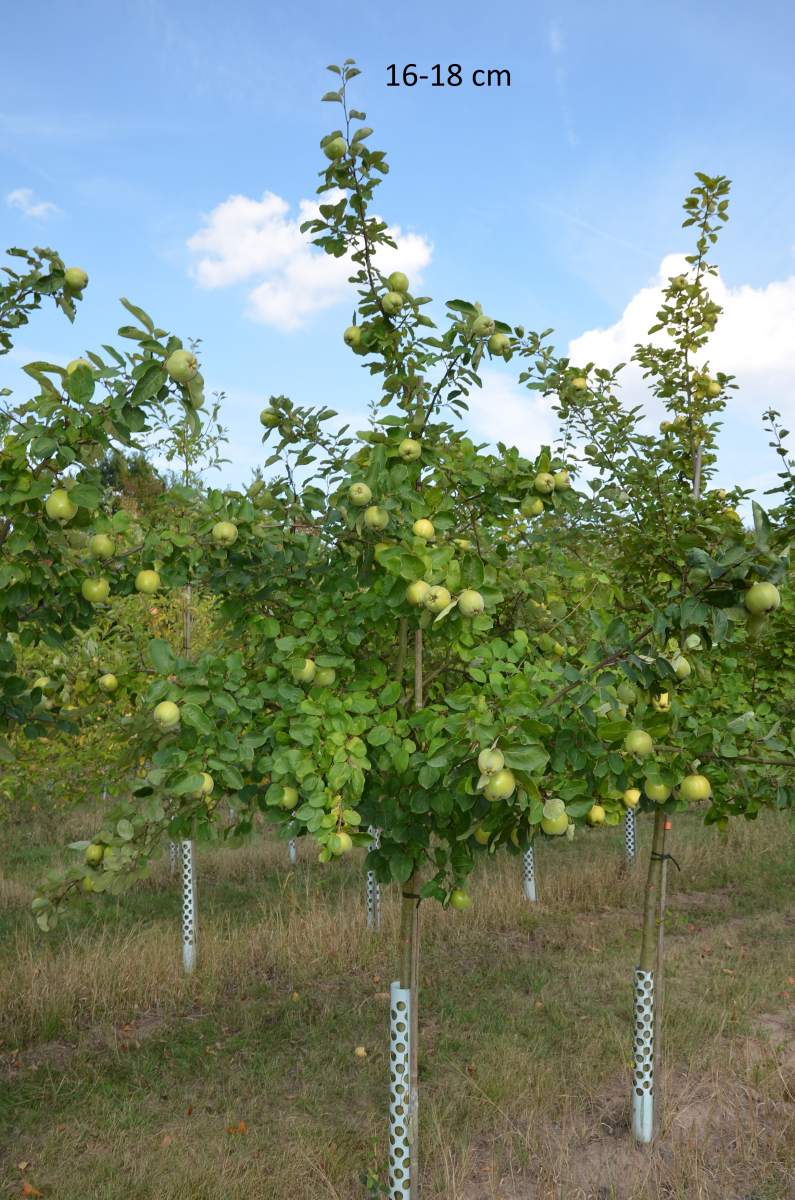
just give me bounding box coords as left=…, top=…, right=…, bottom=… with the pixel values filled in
left=3, top=0, right=795, bottom=504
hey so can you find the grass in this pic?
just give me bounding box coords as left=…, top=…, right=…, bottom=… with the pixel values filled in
left=0, top=807, right=793, bottom=1199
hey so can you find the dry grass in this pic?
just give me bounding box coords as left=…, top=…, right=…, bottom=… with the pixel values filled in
left=0, top=810, right=793, bottom=1199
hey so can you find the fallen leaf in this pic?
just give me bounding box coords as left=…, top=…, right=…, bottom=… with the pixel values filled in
left=161, top=1134, right=173, bottom=1148
left=17, top=1163, right=31, bottom=1172
left=186, top=1105, right=193, bottom=1116
left=22, top=1184, right=43, bottom=1197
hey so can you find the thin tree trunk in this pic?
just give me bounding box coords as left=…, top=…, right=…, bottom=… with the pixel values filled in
left=653, top=815, right=670, bottom=1136
left=632, top=806, right=667, bottom=1143
left=405, top=630, right=424, bottom=1198
left=401, top=887, right=420, bottom=1199
left=692, top=443, right=703, bottom=501
left=650, top=430, right=697, bottom=1127
left=387, top=622, right=423, bottom=1199
left=399, top=874, right=419, bottom=988
left=180, top=580, right=196, bottom=972
left=639, top=807, right=666, bottom=969
left=391, top=886, right=419, bottom=1199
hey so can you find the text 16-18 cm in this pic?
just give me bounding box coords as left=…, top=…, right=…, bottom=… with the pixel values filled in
left=387, top=64, right=511, bottom=88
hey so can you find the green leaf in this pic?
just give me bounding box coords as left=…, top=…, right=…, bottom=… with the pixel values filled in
left=389, top=852, right=414, bottom=883
left=131, top=364, right=167, bottom=406
left=221, top=764, right=244, bottom=790
left=148, top=639, right=176, bottom=673
left=64, top=367, right=95, bottom=404
left=564, top=799, right=594, bottom=818
left=68, top=482, right=101, bottom=509
left=181, top=704, right=213, bottom=735
left=398, top=552, right=429, bottom=580
left=120, top=297, right=155, bottom=332
left=502, top=744, right=549, bottom=775
left=751, top=501, right=771, bottom=552
left=418, top=764, right=439, bottom=789
left=117, top=324, right=151, bottom=340
left=21, top=360, right=62, bottom=379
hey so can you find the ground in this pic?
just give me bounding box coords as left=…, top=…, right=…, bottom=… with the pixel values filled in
left=1, top=808, right=793, bottom=1199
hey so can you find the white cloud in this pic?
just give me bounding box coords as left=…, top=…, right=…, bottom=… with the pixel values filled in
left=6, top=188, right=60, bottom=219
left=569, top=253, right=795, bottom=426
left=462, top=369, right=556, bottom=458
left=567, top=254, right=795, bottom=504
left=187, top=191, right=432, bottom=331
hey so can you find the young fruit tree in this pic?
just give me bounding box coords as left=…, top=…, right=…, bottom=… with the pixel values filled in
left=0, top=249, right=210, bottom=751
left=30, top=63, right=791, bottom=1197
left=0, top=255, right=229, bottom=958
left=542, top=171, right=793, bottom=1140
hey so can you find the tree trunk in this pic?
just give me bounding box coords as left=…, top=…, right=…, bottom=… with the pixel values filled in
left=632, top=806, right=666, bottom=1142
left=180, top=582, right=197, bottom=972
left=388, top=628, right=423, bottom=1198
left=389, top=875, right=420, bottom=1199
left=653, top=815, right=671, bottom=1136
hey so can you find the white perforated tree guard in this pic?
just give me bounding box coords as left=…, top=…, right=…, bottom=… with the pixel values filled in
left=631, top=966, right=654, bottom=1142
left=388, top=981, right=415, bottom=1198
left=367, top=826, right=381, bottom=931
left=287, top=838, right=297, bottom=866
left=624, top=807, right=637, bottom=864
left=180, top=839, right=197, bottom=974
left=522, top=845, right=537, bottom=902
left=168, top=840, right=179, bottom=877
